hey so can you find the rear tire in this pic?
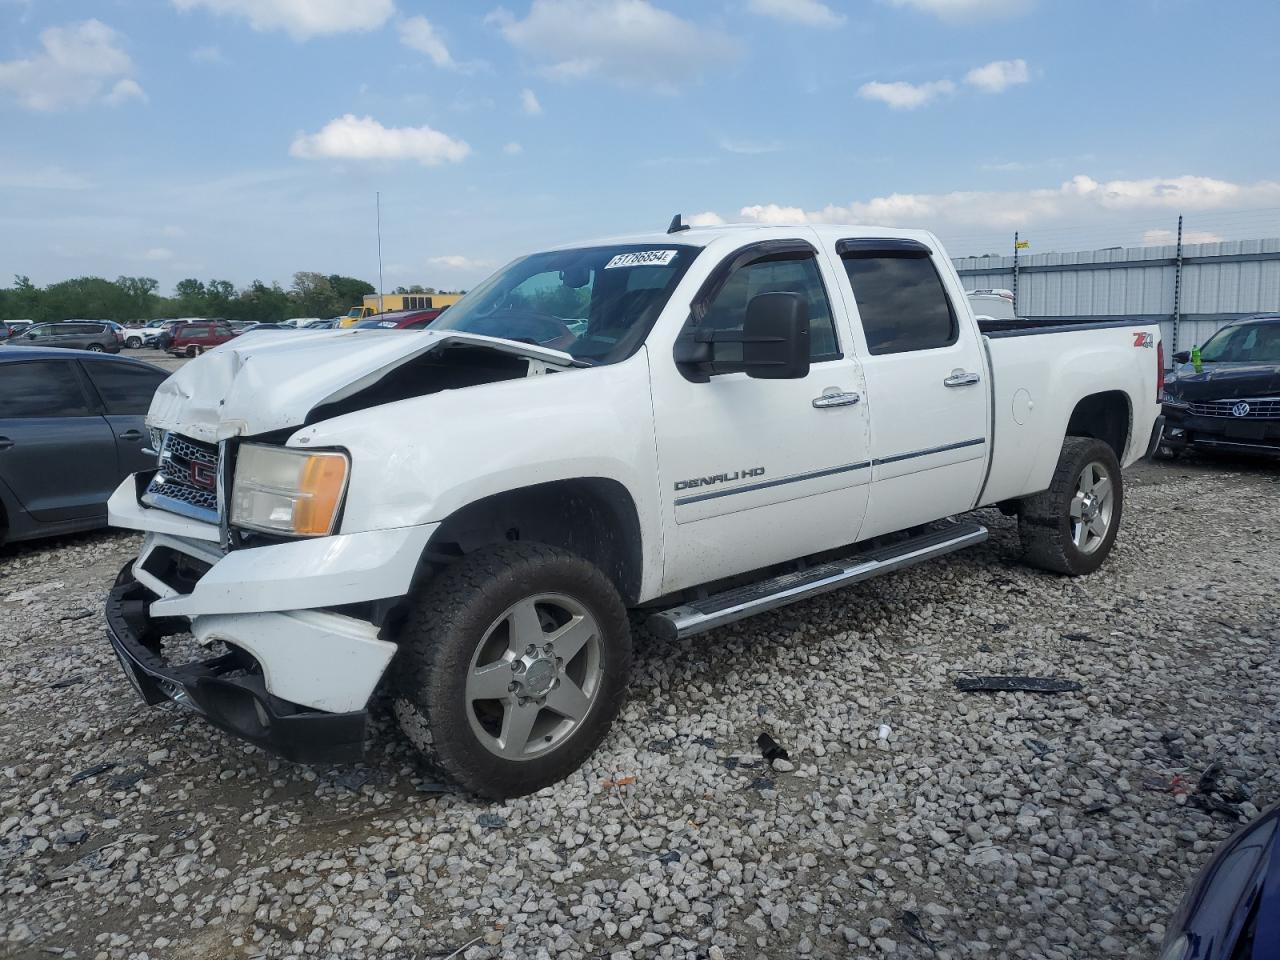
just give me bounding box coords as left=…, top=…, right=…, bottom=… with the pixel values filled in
left=392, top=542, right=631, bottom=799
left=86, top=343, right=105, bottom=352
left=1018, top=436, right=1123, bottom=576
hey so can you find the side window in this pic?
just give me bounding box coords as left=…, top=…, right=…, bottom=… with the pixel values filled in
left=0, top=361, right=91, bottom=418
left=841, top=254, right=957, bottom=355
left=699, top=254, right=840, bottom=362
left=28, top=325, right=54, bottom=339
left=83, top=362, right=166, bottom=415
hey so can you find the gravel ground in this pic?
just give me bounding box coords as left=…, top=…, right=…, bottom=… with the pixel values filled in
left=1, top=454, right=1277, bottom=960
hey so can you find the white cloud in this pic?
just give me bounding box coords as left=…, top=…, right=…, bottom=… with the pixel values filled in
left=290, top=115, right=471, bottom=166
left=190, top=44, right=226, bottom=64
left=0, top=166, right=93, bottom=190
left=964, top=58, right=1030, bottom=93
left=888, top=0, right=1032, bottom=21
left=0, top=19, right=143, bottom=111
left=687, top=211, right=725, bottom=226
left=1142, top=228, right=1223, bottom=246
left=520, top=88, right=542, bottom=115
left=172, top=0, right=395, bottom=40
left=858, top=78, right=954, bottom=109
left=105, top=77, right=146, bottom=105
left=502, top=141, right=524, bottom=155
left=429, top=255, right=496, bottom=270
left=719, top=137, right=783, bottom=155
left=140, top=247, right=175, bottom=261
left=731, top=175, right=1280, bottom=233
left=747, top=0, right=844, bottom=26
left=398, top=16, right=454, bottom=68
left=489, top=0, right=739, bottom=91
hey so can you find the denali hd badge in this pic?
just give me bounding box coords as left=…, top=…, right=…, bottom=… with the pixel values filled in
left=675, top=467, right=765, bottom=491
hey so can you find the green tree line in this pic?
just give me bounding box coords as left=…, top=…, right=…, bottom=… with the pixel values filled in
left=0, top=272, right=382, bottom=324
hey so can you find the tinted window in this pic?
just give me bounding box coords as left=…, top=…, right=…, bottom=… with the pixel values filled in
left=842, top=254, right=957, bottom=355
left=0, top=361, right=91, bottom=417
left=699, top=254, right=840, bottom=362
left=27, top=325, right=57, bottom=339
left=83, top=362, right=166, bottom=415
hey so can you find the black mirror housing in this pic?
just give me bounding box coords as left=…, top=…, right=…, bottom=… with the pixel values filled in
left=1172, top=350, right=1190, bottom=364
left=742, top=292, right=810, bottom=379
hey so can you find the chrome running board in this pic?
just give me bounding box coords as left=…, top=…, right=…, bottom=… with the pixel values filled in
left=647, top=521, right=987, bottom=641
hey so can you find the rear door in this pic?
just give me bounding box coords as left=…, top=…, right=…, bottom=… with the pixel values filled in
left=80, top=360, right=169, bottom=474
left=0, top=359, right=119, bottom=521
left=833, top=238, right=989, bottom=539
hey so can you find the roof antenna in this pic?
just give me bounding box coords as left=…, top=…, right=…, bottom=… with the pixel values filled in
left=667, top=213, right=691, bottom=234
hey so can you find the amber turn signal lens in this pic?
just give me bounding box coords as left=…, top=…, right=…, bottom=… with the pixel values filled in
left=292, top=454, right=348, bottom=536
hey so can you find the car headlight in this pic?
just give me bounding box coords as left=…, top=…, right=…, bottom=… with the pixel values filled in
left=1160, top=391, right=1187, bottom=407
left=230, top=444, right=349, bottom=537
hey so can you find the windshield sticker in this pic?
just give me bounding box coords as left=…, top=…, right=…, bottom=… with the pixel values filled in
left=604, top=249, right=678, bottom=269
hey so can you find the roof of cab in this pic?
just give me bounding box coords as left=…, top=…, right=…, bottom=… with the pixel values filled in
left=550, top=221, right=942, bottom=252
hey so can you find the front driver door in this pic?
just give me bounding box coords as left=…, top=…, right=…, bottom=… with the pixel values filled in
left=650, top=238, right=872, bottom=594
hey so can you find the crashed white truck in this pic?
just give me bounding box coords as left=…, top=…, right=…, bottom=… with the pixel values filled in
left=105, top=223, right=1165, bottom=798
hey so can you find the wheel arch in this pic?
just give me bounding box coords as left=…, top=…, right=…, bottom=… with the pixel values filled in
left=421, top=477, right=644, bottom=605
left=1065, top=389, right=1132, bottom=461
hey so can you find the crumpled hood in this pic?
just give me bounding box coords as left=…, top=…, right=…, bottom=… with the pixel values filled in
left=147, top=329, right=576, bottom=442
left=1165, top=362, right=1280, bottom=401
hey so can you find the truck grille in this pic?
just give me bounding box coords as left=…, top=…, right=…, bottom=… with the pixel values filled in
left=1186, top=397, right=1280, bottom=419
left=142, top=432, right=221, bottom=523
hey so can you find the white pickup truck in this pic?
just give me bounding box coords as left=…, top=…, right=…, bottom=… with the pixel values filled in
left=105, top=222, right=1164, bottom=798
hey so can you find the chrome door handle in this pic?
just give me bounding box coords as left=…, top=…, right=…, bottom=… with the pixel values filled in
left=944, top=370, right=981, bottom=387
left=118, top=429, right=144, bottom=442
left=812, top=389, right=861, bottom=409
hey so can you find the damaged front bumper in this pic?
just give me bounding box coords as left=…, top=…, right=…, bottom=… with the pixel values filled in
left=106, top=572, right=369, bottom=763
left=104, top=475, right=438, bottom=763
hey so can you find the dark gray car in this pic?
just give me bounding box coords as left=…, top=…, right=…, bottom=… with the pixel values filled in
left=3, top=321, right=122, bottom=353
left=0, top=348, right=168, bottom=545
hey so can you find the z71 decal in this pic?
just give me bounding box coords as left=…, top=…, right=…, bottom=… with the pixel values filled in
left=1132, top=331, right=1155, bottom=348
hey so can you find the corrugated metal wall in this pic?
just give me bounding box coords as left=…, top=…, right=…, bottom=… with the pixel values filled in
left=953, top=237, right=1280, bottom=350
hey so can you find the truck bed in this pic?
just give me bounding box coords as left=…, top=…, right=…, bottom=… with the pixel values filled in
left=978, top=317, right=1145, bottom=338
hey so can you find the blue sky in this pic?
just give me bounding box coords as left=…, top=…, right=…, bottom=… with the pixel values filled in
left=3, top=0, right=1279, bottom=293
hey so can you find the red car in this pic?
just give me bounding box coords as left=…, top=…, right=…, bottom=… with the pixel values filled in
left=168, top=319, right=239, bottom=357
left=354, top=309, right=443, bottom=330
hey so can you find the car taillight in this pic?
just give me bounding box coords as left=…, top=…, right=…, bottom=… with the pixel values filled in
left=114, top=329, right=124, bottom=342
left=1156, top=340, right=1164, bottom=401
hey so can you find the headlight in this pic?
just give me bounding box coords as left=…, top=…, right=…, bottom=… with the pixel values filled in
left=1160, top=391, right=1187, bottom=407
left=230, top=444, right=349, bottom=537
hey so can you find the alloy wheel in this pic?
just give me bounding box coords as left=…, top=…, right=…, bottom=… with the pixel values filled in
left=1069, top=460, right=1114, bottom=554
left=464, top=593, right=602, bottom=761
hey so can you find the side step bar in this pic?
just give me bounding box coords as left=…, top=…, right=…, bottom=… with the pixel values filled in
left=646, top=521, right=988, bottom=641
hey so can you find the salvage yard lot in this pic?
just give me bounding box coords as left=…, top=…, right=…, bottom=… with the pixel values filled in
left=1, top=457, right=1277, bottom=960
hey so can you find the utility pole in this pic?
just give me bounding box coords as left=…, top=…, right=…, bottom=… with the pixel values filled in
left=1172, top=214, right=1183, bottom=354
left=1012, top=231, right=1019, bottom=314
left=376, top=191, right=385, bottom=315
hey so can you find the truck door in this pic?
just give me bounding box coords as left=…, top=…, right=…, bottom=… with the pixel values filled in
left=650, top=238, right=872, bottom=594
left=832, top=238, right=989, bottom=538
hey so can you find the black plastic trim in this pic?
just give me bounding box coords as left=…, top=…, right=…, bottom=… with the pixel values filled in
left=875, top=437, right=986, bottom=465
left=674, top=460, right=870, bottom=506
left=835, top=237, right=932, bottom=258
left=981, top=318, right=1151, bottom=339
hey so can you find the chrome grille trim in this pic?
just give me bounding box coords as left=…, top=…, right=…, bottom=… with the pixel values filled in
left=1186, top=397, right=1280, bottom=419
left=142, top=432, right=220, bottom=523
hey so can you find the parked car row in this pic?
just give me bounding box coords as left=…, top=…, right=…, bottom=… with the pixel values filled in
left=1, top=320, right=124, bottom=352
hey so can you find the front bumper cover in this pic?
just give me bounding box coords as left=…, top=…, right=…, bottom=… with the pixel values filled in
left=1161, top=406, right=1280, bottom=457
left=105, top=572, right=367, bottom=764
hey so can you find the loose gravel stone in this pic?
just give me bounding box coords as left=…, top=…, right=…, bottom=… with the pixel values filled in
left=0, top=455, right=1277, bottom=960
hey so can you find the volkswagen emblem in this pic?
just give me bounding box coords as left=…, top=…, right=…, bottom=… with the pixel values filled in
left=1232, top=401, right=1250, bottom=418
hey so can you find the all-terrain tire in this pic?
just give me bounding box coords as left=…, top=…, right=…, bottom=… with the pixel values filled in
left=1018, top=436, right=1124, bottom=576
left=392, top=542, right=631, bottom=799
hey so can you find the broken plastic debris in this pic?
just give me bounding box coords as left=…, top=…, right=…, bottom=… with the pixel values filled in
left=66, top=762, right=117, bottom=786
left=877, top=725, right=892, bottom=741
left=602, top=775, right=636, bottom=789
left=954, top=676, right=1083, bottom=694
left=757, top=732, right=790, bottom=763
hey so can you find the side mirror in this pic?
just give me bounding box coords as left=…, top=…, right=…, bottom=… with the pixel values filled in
left=674, top=292, right=811, bottom=381
left=1172, top=350, right=1190, bottom=364
left=25, top=333, right=36, bottom=340
left=741, top=292, right=810, bottom=379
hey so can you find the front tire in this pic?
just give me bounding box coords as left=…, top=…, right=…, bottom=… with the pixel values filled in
left=1018, top=436, right=1123, bottom=576
left=393, top=542, right=631, bottom=799
left=125, top=336, right=142, bottom=349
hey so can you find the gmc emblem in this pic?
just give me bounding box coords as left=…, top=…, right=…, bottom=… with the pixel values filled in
left=188, top=462, right=217, bottom=491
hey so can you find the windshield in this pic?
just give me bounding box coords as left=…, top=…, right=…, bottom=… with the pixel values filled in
left=431, top=243, right=700, bottom=364
left=1199, top=321, right=1280, bottom=363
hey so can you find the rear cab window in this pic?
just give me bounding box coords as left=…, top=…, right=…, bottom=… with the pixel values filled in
left=837, top=239, right=958, bottom=355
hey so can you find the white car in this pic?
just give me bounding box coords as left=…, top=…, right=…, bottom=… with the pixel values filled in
left=105, top=223, right=1164, bottom=798
left=281, top=317, right=322, bottom=329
